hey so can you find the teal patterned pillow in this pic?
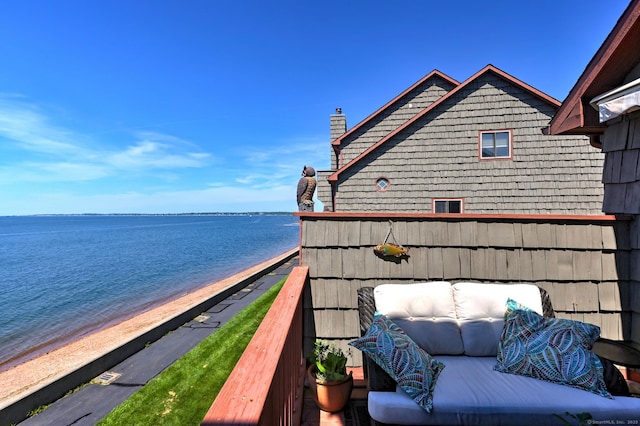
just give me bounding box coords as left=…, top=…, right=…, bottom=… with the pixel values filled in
left=505, top=297, right=530, bottom=315
left=349, top=313, right=445, bottom=412
left=495, top=305, right=611, bottom=398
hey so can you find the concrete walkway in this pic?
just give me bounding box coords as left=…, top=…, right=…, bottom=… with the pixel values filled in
left=1, top=250, right=298, bottom=426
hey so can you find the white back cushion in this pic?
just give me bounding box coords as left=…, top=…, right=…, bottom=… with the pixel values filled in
left=452, top=282, right=544, bottom=356
left=374, top=282, right=464, bottom=355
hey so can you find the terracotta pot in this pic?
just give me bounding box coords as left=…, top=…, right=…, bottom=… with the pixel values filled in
left=307, top=364, right=354, bottom=413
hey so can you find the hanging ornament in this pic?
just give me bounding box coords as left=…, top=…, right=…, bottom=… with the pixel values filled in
left=373, top=220, right=409, bottom=258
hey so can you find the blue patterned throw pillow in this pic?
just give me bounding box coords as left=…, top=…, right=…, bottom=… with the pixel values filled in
left=495, top=302, right=611, bottom=398
left=349, top=313, right=444, bottom=412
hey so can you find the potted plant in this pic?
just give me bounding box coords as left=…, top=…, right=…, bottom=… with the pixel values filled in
left=307, top=339, right=353, bottom=412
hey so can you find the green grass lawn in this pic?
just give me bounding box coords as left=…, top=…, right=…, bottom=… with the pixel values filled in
left=97, top=277, right=286, bottom=426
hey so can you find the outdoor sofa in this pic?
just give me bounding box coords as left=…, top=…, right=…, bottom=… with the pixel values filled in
left=351, top=282, right=640, bottom=426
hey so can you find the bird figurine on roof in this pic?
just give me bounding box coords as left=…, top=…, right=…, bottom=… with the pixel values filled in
left=297, top=165, right=317, bottom=212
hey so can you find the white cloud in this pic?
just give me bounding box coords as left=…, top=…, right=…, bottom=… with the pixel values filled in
left=15, top=162, right=111, bottom=182
left=235, top=136, right=329, bottom=186
left=244, top=136, right=327, bottom=164
left=0, top=100, right=82, bottom=155
left=106, top=140, right=211, bottom=170
left=0, top=96, right=328, bottom=214
left=0, top=97, right=212, bottom=184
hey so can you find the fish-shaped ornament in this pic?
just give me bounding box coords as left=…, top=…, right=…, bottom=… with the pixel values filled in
left=373, top=243, right=409, bottom=257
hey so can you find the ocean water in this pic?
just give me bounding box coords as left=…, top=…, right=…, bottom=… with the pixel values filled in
left=0, top=214, right=299, bottom=371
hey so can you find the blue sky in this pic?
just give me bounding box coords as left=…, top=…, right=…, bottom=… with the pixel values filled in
left=0, top=0, right=631, bottom=215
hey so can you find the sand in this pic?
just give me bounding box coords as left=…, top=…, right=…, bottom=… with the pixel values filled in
left=0, top=248, right=298, bottom=409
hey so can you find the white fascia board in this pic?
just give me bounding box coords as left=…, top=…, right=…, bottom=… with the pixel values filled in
left=590, top=77, right=640, bottom=123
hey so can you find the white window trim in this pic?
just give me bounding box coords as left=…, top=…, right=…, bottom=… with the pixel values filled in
left=479, top=130, right=513, bottom=160
left=432, top=198, right=464, bottom=213
left=375, top=177, right=390, bottom=192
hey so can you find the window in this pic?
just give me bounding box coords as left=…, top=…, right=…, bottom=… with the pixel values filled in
left=433, top=199, right=462, bottom=213
left=480, top=130, right=511, bottom=159
left=375, top=177, right=390, bottom=192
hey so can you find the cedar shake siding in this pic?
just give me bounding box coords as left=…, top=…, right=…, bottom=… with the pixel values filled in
left=546, top=0, right=640, bottom=353
left=602, top=110, right=640, bottom=214
left=333, top=72, right=458, bottom=168
left=298, top=213, right=632, bottom=366
left=323, top=68, right=603, bottom=214
left=599, top=109, right=640, bottom=348
left=317, top=71, right=459, bottom=207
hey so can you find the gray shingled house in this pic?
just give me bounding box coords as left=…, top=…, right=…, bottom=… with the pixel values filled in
left=318, top=65, right=604, bottom=214
left=300, top=64, right=636, bottom=370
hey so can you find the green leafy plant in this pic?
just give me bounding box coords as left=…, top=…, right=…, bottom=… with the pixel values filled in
left=309, top=339, right=350, bottom=383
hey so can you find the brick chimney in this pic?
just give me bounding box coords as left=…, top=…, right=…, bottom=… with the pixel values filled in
left=330, top=108, right=346, bottom=170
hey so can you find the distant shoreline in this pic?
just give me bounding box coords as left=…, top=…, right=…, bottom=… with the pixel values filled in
left=3, top=212, right=295, bottom=217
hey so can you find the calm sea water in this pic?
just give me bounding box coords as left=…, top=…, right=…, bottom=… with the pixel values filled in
left=0, top=214, right=299, bottom=371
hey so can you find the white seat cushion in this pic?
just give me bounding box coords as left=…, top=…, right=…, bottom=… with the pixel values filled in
left=374, top=282, right=464, bottom=355
left=452, top=283, right=543, bottom=356
left=368, top=356, right=640, bottom=425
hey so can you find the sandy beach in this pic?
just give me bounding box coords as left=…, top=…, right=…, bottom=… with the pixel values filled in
left=0, top=248, right=298, bottom=410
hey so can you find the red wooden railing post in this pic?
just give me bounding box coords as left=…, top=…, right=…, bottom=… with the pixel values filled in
left=202, top=266, right=309, bottom=426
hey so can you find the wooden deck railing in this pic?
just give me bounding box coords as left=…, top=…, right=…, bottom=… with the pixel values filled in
left=201, top=266, right=309, bottom=426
